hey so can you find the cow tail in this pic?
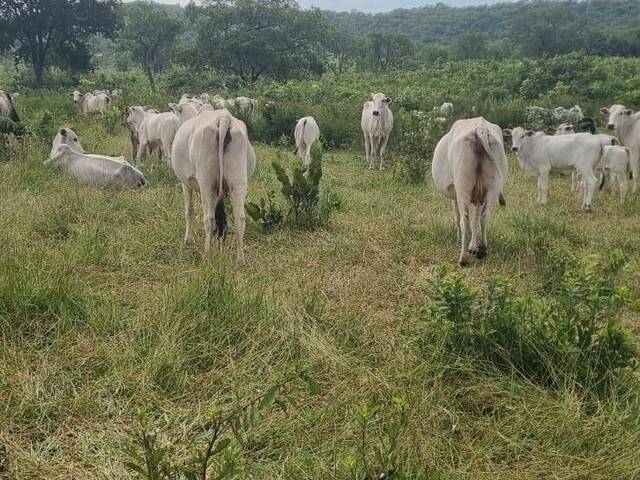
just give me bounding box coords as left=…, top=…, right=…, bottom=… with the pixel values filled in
left=215, top=115, right=231, bottom=239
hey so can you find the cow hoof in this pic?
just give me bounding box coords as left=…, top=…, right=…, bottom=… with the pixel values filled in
left=475, top=246, right=487, bottom=259
left=585, top=206, right=593, bottom=214
left=459, top=259, right=469, bottom=268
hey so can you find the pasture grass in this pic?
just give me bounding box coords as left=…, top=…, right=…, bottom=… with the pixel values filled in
left=1, top=104, right=639, bottom=479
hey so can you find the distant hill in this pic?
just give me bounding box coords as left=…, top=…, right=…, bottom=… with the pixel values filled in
left=323, top=0, right=640, bottom=44
left=298, top=0, right=513, bottom=13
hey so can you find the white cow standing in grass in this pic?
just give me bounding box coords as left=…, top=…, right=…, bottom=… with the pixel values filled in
left=602, top=104, right=640, bottom=192
left=73, top=91, right=111, bottom=114
left=439, top=102, right=454, bottom=116
left=170, top=102, right=199, bottom=125
left=432, top=117, right=508, bottom=267
left=554, top=123, right=619, bottom=192
left=171, top=109, right=256, bottom=260
left=49, top=128, right=84, bottom=160
left=46, top=144, right=146, bottom=189
left=505, top=127, right=602, bottom=211
left=294, top=116, right=321, bottom=166
left=126, top=106, right=180, bottom=165
left=361, top=93, right=393, bottom=170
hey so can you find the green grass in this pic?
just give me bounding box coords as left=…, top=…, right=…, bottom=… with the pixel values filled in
left=0, top=101, right=639, bottom=479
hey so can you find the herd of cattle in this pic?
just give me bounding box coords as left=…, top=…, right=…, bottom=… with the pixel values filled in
left=1, top=88, right=639, bottom=265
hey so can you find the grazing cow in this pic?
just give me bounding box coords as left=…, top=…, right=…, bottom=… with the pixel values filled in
left=200, top=93, right=210, bottom=104
left=505, top=127, right=601, bottom=211
left=171, top=109, right=256, bottom=260
left=361, top=93, right=394, bottom=170
left=211, top=95, right=228, bottom=109
left=439, top=102, right=454, bottom=116
left=169, top=102, right=199, bottom=125
left=553, top=105, right=583, bottom=125
left=179, top=94, right=203, bottom=107
left=432, top=117, right=508, bottom=266
left=525, top=105, right=584, bottom=130
left=0, top=90, right=20, bottom=122
left=294, top=116, right=321, bottom=167
left=46, top=144, right=146, bottom=189
left=74, top=91, right=111, bottom=114
left=601, top=104, right=640, bottom=192
left=50, top=128, right=84, bottom=160
left=111, top=89, right=122, bottom=99
left=126, top=106, right=180, bottom=165
left=235, top=97, right=257, bottom=114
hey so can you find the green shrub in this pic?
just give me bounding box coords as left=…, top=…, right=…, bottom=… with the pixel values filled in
left=246, top=190, right=284, bottom=232
left=393, top=110, right=447, bottom=185
left=422, top=252, right=637, bottom=397
left=272, top=142, right=333, bottom=229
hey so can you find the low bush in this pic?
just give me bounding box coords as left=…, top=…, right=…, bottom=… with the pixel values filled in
left=422, top=251, right=637, bottom=397
left=246, top=190, right=284, bottom=233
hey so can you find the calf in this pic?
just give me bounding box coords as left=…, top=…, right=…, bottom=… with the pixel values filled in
left=505, top=127, right=601, bottom=211
left=432, top=117, right=508, bottom=266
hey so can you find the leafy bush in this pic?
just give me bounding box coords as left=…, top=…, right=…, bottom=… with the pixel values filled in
left=246, top=190, right=284, bottom=232
left=423, top=252, right=637, bottom=397
left=394, top=109, right=447, bottom=185
left=271, top=143, right=332, bottom=229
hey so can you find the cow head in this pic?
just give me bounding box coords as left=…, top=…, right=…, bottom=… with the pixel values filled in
left=59, top=127, right=84, bottom=153
left=503, top=127, right=533, bottom=152
left=46, top=143, right=73, bottom=166
left=602, top=105, right=633, bottom=131
left=72, top=90, right=83, bottom=104
left=369, top=93, right=392, bottom=116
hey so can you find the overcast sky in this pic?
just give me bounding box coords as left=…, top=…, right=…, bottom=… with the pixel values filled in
left=296, top=0, right=511, bottom=12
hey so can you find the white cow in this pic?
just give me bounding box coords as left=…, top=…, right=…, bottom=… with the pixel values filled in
left=111, top=89, right=122, bottom=99
left=554, top=123, right=619, bottom=191
left=45, top=144, right=146, bottom=189
left=211, top=95, right=228, bottom=109
left=74, top=91, right=111, bottom=114
left=294, top=116, right=321, bottom=167
left=439, top=102, right=454, bottom=116
left=601, top=104, right=640, bottom=192
left=505, top=127, right=602, bottom=211
left=179, top=94, right=203, bottom=107
left=199, top=103, right=215, bottom=114
left=600, top=146, right=630, bottom=202
left=361, top=92, right=394, bottom=170
left=200, top=93, right=210, bottom=104
left=432, top=117, right=507, bottom=266
left=234, top=97, right=257, bottom=114
left=49, top=127, right=84, bottom=160
left=169, top=102, right=199, bottom=125
left=126, top=106, right=180, bottom=165
left=0, top=90, right=20, bottom=122
left=171, top=109, right=256, bottom=260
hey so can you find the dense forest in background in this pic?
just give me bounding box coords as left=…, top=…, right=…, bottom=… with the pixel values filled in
left=2, top=0, right=640, bottom=90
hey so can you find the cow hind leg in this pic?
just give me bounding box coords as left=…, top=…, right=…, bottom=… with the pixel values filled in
left=230, top=188, right=248, bottom=262
left=457, top=200, right=472, bottom=267
left=200, top=186, right=216, bottom=253
left=182, top=184, right=194, bottom=245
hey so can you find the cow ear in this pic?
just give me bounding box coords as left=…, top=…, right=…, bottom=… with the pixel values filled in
left=600, top=107, right=609, bottom=115
left=526, top=130, right=534, bottom=137
left=384, top=96, right=393, bottom=104
left=60, top=128, right=67, bottom=136
left=502, top=128, right=512, bottom=137
left=368, top=94, right=373, bottom=101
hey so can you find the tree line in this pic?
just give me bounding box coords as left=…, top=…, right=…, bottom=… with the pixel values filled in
left=2, top=0, right=640, bottom=89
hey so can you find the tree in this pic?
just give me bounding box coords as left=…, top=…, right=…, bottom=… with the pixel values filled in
left=327, top=29, right=356, bottom=75
left=188, top=0, right=329, bottom=82
left=119, top=1, right=182, bottom=91
left=0, top=0, right=119, bottom=88
left=510, top=3, right=576, bottom=57
left=361, top=32, right=415, bottom=72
